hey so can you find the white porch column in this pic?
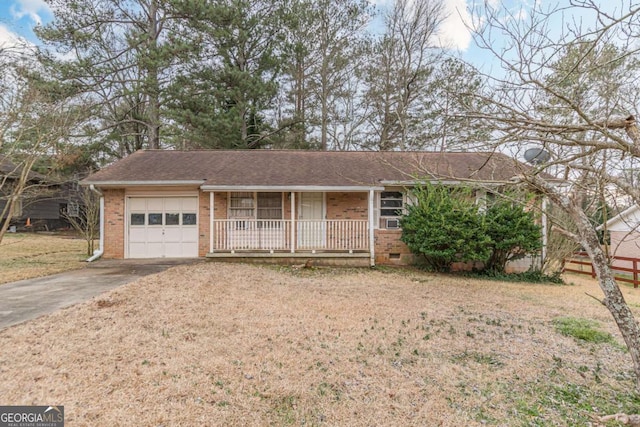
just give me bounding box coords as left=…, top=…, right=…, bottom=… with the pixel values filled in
left=368, top=189, right=375, bottom=267
left=290, top=191, right=296, bottom=253
left=209, top=192, right=214, bottom=253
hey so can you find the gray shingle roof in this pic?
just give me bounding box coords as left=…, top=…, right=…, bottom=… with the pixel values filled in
left=83, top=150, right=534, bottom=187
left=0, top=156, right=46, bottom=181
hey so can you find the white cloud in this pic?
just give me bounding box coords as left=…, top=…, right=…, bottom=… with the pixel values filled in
left=10, top=0, right=51, bottom=25
left=512, top=7, right=528, bottom=21
left=437, top=0, right=474, bottom=51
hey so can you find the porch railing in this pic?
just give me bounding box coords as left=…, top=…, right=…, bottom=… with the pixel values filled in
left=212, top=219, right=369, bottom=252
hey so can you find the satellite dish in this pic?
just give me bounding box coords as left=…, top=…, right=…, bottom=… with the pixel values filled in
left=524, top=147, right=551, bottom=165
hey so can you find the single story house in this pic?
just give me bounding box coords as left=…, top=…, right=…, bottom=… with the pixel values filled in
left=602, top=204, right=640, bottom=259
left=82, top=150, right=536, bottom=266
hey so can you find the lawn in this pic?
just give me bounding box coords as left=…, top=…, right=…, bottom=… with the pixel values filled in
left=0, top=263, right=639, bottom=426
left=0, top=233, right=88, bottom=284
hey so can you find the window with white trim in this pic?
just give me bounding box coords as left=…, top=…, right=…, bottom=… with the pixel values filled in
left=379, top=191, right=404, bottom=229
left=229, top=192, right=283, bottom=220
left=257, top=193, right=282, bottom=220
left=229, top=192, right=255, bottom=218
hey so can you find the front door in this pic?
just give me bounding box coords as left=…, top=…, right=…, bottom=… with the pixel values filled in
left=298, top=192, right=324, bottom=249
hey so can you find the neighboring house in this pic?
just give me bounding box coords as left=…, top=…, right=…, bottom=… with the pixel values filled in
left=0, top=156, right=82, bottom=231
left=602, top=204, right=640, bottom=259
left=82, top=150, right=536, bottom=266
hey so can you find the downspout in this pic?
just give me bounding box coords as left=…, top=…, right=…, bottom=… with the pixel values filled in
left=290, top=191, right=296, bottom=253
left=209, top=192, right=214, bottom=253
left=368, top=189, right=375, bottom=267
left=86, top=184, right=104, bottom=262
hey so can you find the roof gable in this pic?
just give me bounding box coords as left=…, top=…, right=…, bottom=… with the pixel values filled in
left=83, top=150, right=538, bottom=188
left=604, top=204, right=640, bottom=232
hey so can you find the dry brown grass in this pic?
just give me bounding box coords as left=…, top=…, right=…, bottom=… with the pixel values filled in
left=0, top=233, right=87, bottom=284
left=0, top=263, right=639, bottom=426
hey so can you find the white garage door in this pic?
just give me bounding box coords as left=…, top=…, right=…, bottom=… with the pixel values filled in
left=128, top=197, right=199, bottom=258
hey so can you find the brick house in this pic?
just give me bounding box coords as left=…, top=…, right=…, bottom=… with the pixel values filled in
left=82, top=150, right=534, bottom=266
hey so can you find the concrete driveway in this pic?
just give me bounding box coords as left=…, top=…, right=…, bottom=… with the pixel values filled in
left=0, top=258, right=200, bottom=330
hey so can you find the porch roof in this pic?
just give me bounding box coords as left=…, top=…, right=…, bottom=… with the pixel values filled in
left=83, top=150, right=536, bottom=188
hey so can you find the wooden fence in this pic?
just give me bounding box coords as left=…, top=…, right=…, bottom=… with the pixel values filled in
left=563, top=251, right=639, bottom=288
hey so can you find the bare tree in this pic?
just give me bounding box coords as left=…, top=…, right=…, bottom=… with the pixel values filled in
left=464, top=0, right=640, bottom=388
left=0, top=51, right=79, bottom=243
left=364, top=0, right=445, bottom=151
left=61, top=187, right=100, bottom=256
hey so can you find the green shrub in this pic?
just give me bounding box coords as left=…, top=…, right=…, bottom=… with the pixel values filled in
left=400, top=183, right=491, bottom=272
left=484, top=200, right=542, bottom=273
left=400, top=183, right=543, bottom=274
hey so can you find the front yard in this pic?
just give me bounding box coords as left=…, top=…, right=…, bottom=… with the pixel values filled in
left=0, top=262, right=639, bottom=425
left=0, top=233, right=87, bottom=284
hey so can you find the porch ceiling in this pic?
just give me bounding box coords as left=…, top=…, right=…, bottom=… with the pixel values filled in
left=200, top=185, right=383, bottom=192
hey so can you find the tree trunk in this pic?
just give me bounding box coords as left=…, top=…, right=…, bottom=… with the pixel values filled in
left=295, top=56, right=306, bottom=146
left=146, top=0, right=161, bottom=150
left=578, top=212, right=640, bottom=390
left=0, top=196, right=16, bottom=244
left=532, top=175, right=640, bottom=389
left=320, top=59, right=329, bottom=151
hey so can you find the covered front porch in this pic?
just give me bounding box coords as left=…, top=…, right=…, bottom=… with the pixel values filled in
left=202, top=188, right=380, bottom=266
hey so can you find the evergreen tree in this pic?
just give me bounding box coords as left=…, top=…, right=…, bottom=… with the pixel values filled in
left=35, top=0, right=183, bottom=156
left=167, top=0, right=288, bottom=149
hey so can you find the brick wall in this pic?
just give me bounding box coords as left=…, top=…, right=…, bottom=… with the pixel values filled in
left=324, top=192, right=416, bottom=265
left=326, top=192, right=368, bottom=220
left=103, top=189, right=125, bottom=258
left=374, top=229, right=415, bottom=265
left=213, top=192, right=228, bottom=219
left=198, top=192, right=210, bottom=256
left=284, top=193, right=292, bottom=220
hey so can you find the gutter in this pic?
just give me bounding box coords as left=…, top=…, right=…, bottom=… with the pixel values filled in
left=86, top=184, right=104, bottom=262
left=81, top=180, right=205, bottom=187
left=379, top=179, right=503, bottom=187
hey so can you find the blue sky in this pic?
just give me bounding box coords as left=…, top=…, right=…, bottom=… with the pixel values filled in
left=0, top=0, right=525, bottom=70
left=0, top=0, right=51, bottom=46
left=0, top=0, right=626, bottom=73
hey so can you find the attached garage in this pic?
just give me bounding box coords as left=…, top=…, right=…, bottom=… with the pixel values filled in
left=127, top=196, right=199, bottom=258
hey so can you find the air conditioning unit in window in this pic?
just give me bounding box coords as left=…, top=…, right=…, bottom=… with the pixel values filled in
left=386, top=218, right=400, bottom=229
